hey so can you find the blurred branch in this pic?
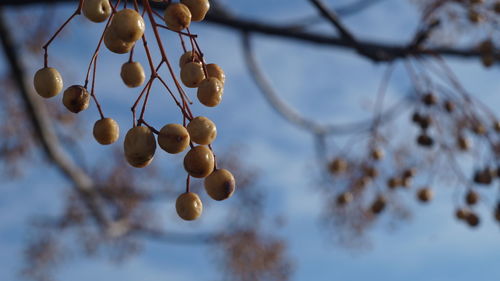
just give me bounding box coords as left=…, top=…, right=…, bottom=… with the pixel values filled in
left=0, top=0, right=484, bottom=62
left=0, top=8, right=111, bottom=229
left=241, top=32, right=410, bottom=136
left=309, top=0, right=358, bottom=44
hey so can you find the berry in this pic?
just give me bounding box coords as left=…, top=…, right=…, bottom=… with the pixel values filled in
left=120, top=61, right=145, bottom=88
left=402, top=168, right=416, bottom=179
left=180, top=0, right=210, bottom=22
left=34, top=67, right=63, bottom=98
left=179, top=51, right=200, bottom=67
left=494, top=121, right=500, bottom=132
left=481, top=54, right=494, bottom=68
left=206, top=63, right=225, bottom=84
left=197, top=77, right=223, bottom=107
left=468, top=10, right=483, bottom=23
left=83, top=0, right=111, bottom=23
left=63, top=85, right=90, bottom=113
left=473, top=169, right=493, bottom=185
left=387, top=177, right=401, bottom=189
left=186, top=116, right=217, bottom=145
left=465, top=190, right=479, bottom=205
left=124, top=126, right=156, bottom=168
left=93, top=118, right=120, bottom=145
left=455, top=208, right=469, bottom=220
left=104, top=28, right=134, bottom=54
left=457, top=136, right=470, bottom=151
left=417, top=115, right=432, bottom=129
left=158, top=124, right=190, bottom=154
left=112, top=9, right=145, bottom=43
left=370, top=147, right=384, bottom=160
left=164, top=3, right=192, bottom=32
left=417, top=134, right=434, bottom=147
left=176, top=192, right=203, bottom=221
left=336, top=192, right=353, bottom=206
left=472, top=123, right=487, bottom=135
left=465, top=212, right=480, bottom=227
left=495, top=2, right=500, bottom=14
left=443, top=100, right=455, bottom=113
left=204, top=169, right=236, bottom=201
left=370, top=196, right=386, bottom=214
left=417, top=187, right=433, bottom=203
left=422, top=93, right=437, bottom=106
left=183, top=145, right=214, bottom=178
left=329, top=158, right=347, bottom=174
left=180, top=62, right=205, bottom=88
left=363, top=166, right=378, bottom=178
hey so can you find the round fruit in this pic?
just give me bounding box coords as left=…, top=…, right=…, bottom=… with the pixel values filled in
left=104, top=28, right=134, bottom=54
left=120, top=61, right=145, bottom=88
left=329, top=158, right=347, bottom=174
left=124, top=126, right=156, bottom=168
left=455, top=208, right=469, bottom=220
left=387, top=177, right=401, bottom=189
left=63, top=85, right=90, bottom=113
left=465, top=190, right=479, bottom=205
left=443, top=100, right=455, bottom=113
left=370, top=148, right=384, bottom=160
left=417, top=188, right=433, bottom=202
left=112, top=9, right=145, bottom=42
left=33, top=67, right=63, bottom=98
left=186, top=116, right=217, bottom=145
left=158, top=124, right=190, bottom=154
left=466, top=212, right=480, bottom=227
left=180, top=0, right=210, bottom=21
left=457, top=136, right=470, bottom=151
left=93, top=118, right=120, bottom=145
left=180, top=62, right=205, bottom=88
left=176, top=192, right=202, bottom=221
left=206, top=63, right=225, bottom=84
left=184, top=146, right=214, bottom=178
left=204, top=169, right=235, bottom=201
left=417, top=134, right=434, bottom=147
left=197, top=77, right=223, bottom=107
left=164, top=3, right=192, bottom=31
left=370, top=196, right=386, bottom=214
left=422, top=93, right=437, bottom=106
left=83, top=0, right=111, bottom=23
left=336, top=191, right=353, bottom=206
left=179, top=51, right=200, bottom=67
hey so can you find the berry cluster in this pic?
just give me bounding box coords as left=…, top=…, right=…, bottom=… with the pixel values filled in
left=33, top=0, right=235, bottom=221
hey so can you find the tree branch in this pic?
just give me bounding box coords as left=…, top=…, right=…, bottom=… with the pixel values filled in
left=0, top=8, right=110, bottom=229
left=0, top=0, right=483, bottom=62
left=241, top=33, right=410, bottom=136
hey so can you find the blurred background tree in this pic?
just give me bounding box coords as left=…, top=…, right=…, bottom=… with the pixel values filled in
left=1, top=0, right=500, bottom=280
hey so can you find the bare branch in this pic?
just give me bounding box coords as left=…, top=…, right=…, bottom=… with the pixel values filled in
left=241, top=33, right=410, bottom=136
left=0, top=8, right=110, bottom=229
left=0, top=0, right=485, bottom=62
left=309, top=0, right=357, bottom=44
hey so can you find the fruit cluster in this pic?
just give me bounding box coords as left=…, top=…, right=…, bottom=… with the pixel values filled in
left=33, top=0, right=235, bottom=221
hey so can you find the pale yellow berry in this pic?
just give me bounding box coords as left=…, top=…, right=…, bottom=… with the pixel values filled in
left=197, top=77, right=223, bottom=107
left=186, top=116, right=217, bottom=145
left=83, top=0, right=112, bottom=23
left=112, top=9, right=145, bottom=42
left=158, top=124, right=190, bottom=154
left=204, top=169, right=235, bottom=201
left=164, top=3, right=192, bottom=31
left=179, top=51, right=200, bottom=68
left=33, top=67, right=63, bottom=98
left=93, top=118, right=120, bottom=145
left=176, top=192, right=203, bottom=221
left=120, top=61, right=145, bottom=88
left=124, top=126, right=156, bottom=168
left=63, top=85, right=90, bottom=113
left=180, top=62, right=205, bottom=88
left=180, top=0, right=210, bottom=22
left=184, top=146, right=214, bottom=178
left=206, top=63, right=225, bottom=84
left=104, top=28, right=134, bottom=54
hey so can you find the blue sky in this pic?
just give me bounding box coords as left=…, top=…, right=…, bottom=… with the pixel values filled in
left=2, top=0, right=500, bottom=280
